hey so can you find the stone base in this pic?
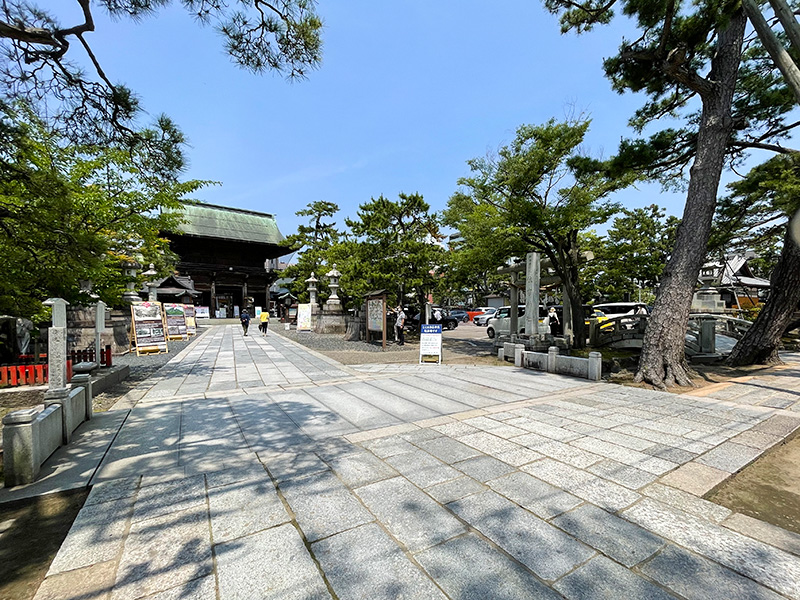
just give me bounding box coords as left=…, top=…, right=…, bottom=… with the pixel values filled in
left=315, top=305, right=347, bottom=334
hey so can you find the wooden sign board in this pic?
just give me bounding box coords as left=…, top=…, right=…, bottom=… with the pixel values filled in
left=131, top=302, right=169, bottom=355
left=183, top=304, right=197, bottom=336
left=164, top=303, right=189, bottom=340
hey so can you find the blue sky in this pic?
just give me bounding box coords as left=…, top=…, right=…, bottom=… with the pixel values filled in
left=75, top=1, right=691, bottom=252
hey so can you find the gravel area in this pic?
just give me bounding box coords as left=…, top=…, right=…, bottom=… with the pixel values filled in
left=278, top=326, right=409, bottom=353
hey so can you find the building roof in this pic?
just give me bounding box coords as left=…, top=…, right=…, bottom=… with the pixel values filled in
left=176, top=202, right=286, bottom=246
left=701, top=255, right=771, bottom=289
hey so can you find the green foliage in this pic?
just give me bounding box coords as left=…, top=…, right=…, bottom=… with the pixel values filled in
left=711, top=153, right=800, bottom=277
left=0, top=1, right=323, bottom=148
left=544, top=1, right=797, bottom=183
left=283, top=201, right=341, bottom=302
left=341, top=193, right=444, bottom=309
left=446, top=118, right=626, bottom=300
left=582, top=205, right=679, bottom=301
left=0, top=102, right=207, bottom=318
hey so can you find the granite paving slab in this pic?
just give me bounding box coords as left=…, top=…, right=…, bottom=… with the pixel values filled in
left=486, top=471, right=582, bottom=519
left=553, top=555, right=678, bottom=600
left=311, top=523, right=448, bottom=599
left=414, top=534, right=564, bottom=600
left=215, top=523, right=332, bottom=600
left=639, top=544, right=785, bottom=600
left=207, top=477, right=290, bottom=543
left=448, top=490, right=595, bottom=581
left=354, top=476, right=466, bottom=552
left=279, top=469, right=374, bottom=542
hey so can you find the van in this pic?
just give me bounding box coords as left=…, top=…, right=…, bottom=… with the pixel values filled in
left=486, top=306, right=527, bottom=339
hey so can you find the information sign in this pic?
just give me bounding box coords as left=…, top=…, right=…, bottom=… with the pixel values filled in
left=163, top=303, right=188, bottom=340
left=183, top=304, right=197, bottom=335
left=367, top=298, right=384, bottom=332
left=195, top=306, right=210, bottom=318
left=297, top=303, right=312, bottom=331
left=419, top=323, right=443, bottom=364
left=131, top=302, right=168, bottom=355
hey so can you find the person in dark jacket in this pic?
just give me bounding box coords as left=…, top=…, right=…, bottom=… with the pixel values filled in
left=240, top=310, right=251, bottom=336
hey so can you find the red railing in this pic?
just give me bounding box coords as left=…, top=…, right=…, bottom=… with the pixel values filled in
left=0, top=359, right=73, bottom=387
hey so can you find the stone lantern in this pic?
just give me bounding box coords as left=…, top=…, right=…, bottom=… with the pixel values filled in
left=121, top=260, right=142, bottom=304
left=306, top=272, right=319, bottom=305
left=141, top=263, right=159, bottom=302
left=326, top=264, right=341, bottom=306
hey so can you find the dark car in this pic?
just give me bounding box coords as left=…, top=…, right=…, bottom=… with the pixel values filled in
left=407, top=312, right=459, bottom=331
left=447, top=309, right=470, bottom=323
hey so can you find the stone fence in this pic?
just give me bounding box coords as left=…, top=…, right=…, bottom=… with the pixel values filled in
left=2, top=373, right=93, bottom=487
left=499, top=343, right=602, bottom=381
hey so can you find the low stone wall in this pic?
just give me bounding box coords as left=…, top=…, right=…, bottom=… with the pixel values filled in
left=2, top=374, right=93, bottom=487
left=499, top=343, right=602, bottom=381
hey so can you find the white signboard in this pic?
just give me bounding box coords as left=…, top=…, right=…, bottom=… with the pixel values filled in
left=297, top=303, right=313, bottom=331
left=419, top=323, right=443, bottom=364
left=195, top=306, right=210, bottom=318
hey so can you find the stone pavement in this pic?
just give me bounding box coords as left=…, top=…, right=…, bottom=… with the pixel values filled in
left=32, top=326, right=800, bottom=600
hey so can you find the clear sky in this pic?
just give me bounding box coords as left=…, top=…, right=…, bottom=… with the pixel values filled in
left=73, top=1, right=693, bottom=253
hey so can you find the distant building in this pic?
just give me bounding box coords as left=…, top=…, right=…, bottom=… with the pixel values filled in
left=164, top=202, right=291, bottom=316
left=699, top=253, right=771, bottom=308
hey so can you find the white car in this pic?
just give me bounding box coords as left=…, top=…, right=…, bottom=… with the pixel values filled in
left=593, top=302, right=648, bottom=319
left=473, top=307, right=497, bottom=326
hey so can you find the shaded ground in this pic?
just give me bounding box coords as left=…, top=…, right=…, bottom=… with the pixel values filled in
left=709, top=434, right=800, bottom=535
left=0, top=489, right=88, bottom=600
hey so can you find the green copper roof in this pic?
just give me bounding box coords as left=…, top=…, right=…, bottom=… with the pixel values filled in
left=177, top=203, right=286, bottom=246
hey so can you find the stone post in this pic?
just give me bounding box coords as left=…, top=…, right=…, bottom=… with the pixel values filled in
left=588, top=352, right=602, bottom=381
left=562, top=285, right=572, bottom=344
left=699, top=316, right=717, bottom=354
left=72, top=373, right=93, bottom=421
left=2, top=408, right=39, bottom=486
left=547, top=346, right=558, bottom=373
left=510, top=272, right=519, bottom=337
left=43, top=298, right=71, bottom=443
left=95, top=301, right=106, bottom=365
left=525, top=253, right=540, bottom=339
left=514, top=344, right=525, bottom=367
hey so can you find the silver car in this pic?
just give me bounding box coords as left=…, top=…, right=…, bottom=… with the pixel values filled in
left=473, top=307, right=497, bottom=326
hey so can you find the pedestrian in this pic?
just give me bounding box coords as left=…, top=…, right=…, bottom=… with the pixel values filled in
left=395, top=306, right=406, bottom=346
left=635, top=304, right=648, bottom=315
left=240, top=309, right=251, bottom=336
left=547, top=306, right=560, bottom=335
left=259, top=309, right=270, bottom=335
left=433, top=307, right=443, bottom=323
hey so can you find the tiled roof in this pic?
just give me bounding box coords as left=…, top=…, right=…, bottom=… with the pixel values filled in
left=177, top=202, right=286, bottom=246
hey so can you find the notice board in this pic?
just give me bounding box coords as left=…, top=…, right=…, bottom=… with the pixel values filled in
left=131, top=302, right=168, bottom=355
left=419, top=323, right=443, bottom=364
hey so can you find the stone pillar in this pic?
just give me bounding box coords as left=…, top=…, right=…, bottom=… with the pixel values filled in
left=547, top=346, right=558, bottom=373
left=72, top=373, right=93, bottom=421
left=43, top=298, right=70, bottom=443
left=525, top=253, right=540, bottom=338
left=2, top=408, right=39, bottom=486
left=510, top=272, right=519, bottom=337
left=95, top=301, right=106, bottom=363
left=562, top=285, right=572, bottom=344
left=588, top=352, right=602, bottom=381
left=514, top=344, right=525, bottom=367
left=699, top=316, right=717, bottom=354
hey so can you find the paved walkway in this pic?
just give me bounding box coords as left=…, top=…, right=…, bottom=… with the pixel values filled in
left=30, top=326, right=800, bottom=599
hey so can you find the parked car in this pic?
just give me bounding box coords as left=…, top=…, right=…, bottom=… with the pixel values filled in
left=473, top=307, right=497, bottom=326
left=447, top=309, right=470, bottom=323
left=486, top=306, right=526, bottom=339
left=407, top=312, right=460, bottom=331
left=592, top=302, right=648, bottom=319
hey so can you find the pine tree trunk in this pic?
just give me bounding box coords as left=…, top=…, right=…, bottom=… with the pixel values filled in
left=727, top=227, right=800, bottom=365
left=636, top=10, right=747, bottom=388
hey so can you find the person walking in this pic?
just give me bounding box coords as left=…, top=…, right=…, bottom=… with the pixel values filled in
left=240, top=309, right=251, bottom=336
left=395, top=306, right=406, bottom=346
left=259, top=310, right=270, bottom=335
